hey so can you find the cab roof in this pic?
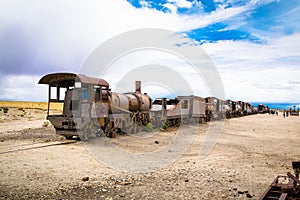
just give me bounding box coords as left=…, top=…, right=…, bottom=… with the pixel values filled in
left=38, top=72, right=109, bottom=87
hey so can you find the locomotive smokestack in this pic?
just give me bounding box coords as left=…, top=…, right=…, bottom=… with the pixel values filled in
left=135, top=81, right=141, bottom=93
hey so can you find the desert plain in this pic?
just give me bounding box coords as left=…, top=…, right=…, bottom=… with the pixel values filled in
left=0, top=101, right=299, bottom=199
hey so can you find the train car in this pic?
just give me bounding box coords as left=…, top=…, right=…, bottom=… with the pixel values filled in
left=237, top=101, right=248, bottom=116
left=258, top=104, right=269, bottom=114
left=290, top=106, right=300, bottom=116
left=233, top=101, right=242, bottom=117
left=224, top=100, right=257, bottom=118
left=205, top=97, right=225, bottom=121
left=39, top=73, right=152, bottom=139
left=223, top=100, right=235, bottom=118
left=222, top=104, right=230, bottom=118
left=245, top=102, right=255, bottom=115
left=177, top=96, right=206, bottom=123
left=151, top=97, right=180, bottom=127
left=151, top=95, right=206, bottom=127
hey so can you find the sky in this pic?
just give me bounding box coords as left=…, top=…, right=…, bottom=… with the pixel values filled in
left=0, top=0, right=300, bottom=102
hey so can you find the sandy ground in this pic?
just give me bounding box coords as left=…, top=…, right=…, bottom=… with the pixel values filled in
left=0, top=106, right=299, bottom=200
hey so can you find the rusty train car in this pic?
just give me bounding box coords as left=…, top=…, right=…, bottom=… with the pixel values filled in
left=205, top=97, right=225, bottom=121
left=151, top=96, right=257, bottom=127
left=223, top=100, right=257, bottom=118
left=151, top=95, right=206, bottom=127
left=39, top=73, right=152, bottom=139
left=258, top=104, right=270, bottom=114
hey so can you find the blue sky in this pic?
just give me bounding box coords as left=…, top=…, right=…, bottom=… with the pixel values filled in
left=127, top=0, right=300, bottom=42
left=0, top=0, right=299, bottom=102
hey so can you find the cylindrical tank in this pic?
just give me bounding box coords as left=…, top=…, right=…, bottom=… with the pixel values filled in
left=138, top=93, right=152, bottom=111
left=123, top=93, right=139, bottom=111
left=110, top=92, right=129, bottom=112
left=124, top=93, right=152, bottom=112
left=109, top=92, right=152, bottom=112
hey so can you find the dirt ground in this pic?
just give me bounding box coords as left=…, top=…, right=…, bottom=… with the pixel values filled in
left=0, top=106, right=299, bottom=200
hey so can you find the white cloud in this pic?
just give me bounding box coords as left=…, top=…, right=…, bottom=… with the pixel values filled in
left=167, top=0, right=193, bottom=8
left=202, top=33, right=300, bottom=70
left=0, top=75, right=48, bottom=101
left=0, top=0, right=256, bottom=42
left=201, top=33, right=300, bottom=102
left=164, top=3, right=178, bottom=13
left=139, top=0, right=150, bottom=7
left=0, top=0, right=299, bottom=103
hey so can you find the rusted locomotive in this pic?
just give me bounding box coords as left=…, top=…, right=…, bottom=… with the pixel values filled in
left=39, top=73, right=152, bottom=139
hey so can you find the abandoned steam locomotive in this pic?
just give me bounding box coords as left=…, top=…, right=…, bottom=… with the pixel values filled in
left=39, top=73, right=259, bottom=139
left=39, top=73, right=152, bottom=139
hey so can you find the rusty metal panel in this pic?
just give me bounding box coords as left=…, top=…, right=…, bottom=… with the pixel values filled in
left=205, top=97, right=220, bottom=112
left=38, top=73, right=77, bottom=87
left=47, top=115, right=66, bottom=129
left=39, top=72, right=109, bottom=87
left=91, top=102, right=109, bottom=118
left=192, top=98, right=205, bottom=115
left=81, top=103, right=90, bottom=118
left=177, top=96, right=206, bottom=117
left=205, top=97, right=214, bottom=104
left=287, top=172, right=300, bottom=185
left=77, top=74, right=109, bottom=87
left=260, top=173, right=300, bottom=200
left=167, top=104, right=186, bottom=117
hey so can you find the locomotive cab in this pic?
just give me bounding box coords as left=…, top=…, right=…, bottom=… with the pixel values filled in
left=39, top=73, right=111, bottom=138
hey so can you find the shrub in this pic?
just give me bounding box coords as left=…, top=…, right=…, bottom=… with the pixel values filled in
left=43, top=121, right=50, bottom=127
left=162, top=123, right=168, bottom=130
left=143, top=122, right=153, bottom=132
left=3, top=107, right=9, bottom=113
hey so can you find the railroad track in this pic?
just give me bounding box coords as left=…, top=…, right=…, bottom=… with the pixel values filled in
left=0, top=140, right=77, bottom=155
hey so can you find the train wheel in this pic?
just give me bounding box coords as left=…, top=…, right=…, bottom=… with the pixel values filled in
left=109, top=130, right=116, bottom=138
left=96, top=128, right=105, bottom=137
left=65, top=135, right=73, bottom=140
left=176, top=118, right=180, bottom=126
left=80, top=130, right=89, bottom=141
left=171, top=119, right=176, bottom=126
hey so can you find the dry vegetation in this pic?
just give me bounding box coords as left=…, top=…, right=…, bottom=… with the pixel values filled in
left=0, top=101, right=63, bottom=111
